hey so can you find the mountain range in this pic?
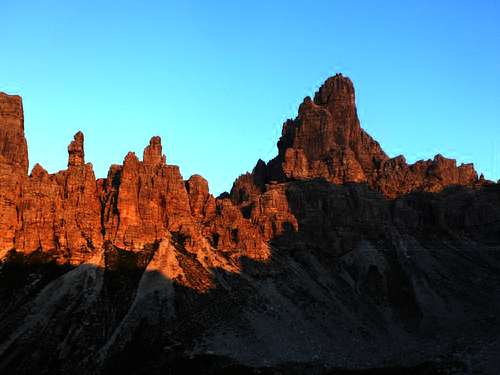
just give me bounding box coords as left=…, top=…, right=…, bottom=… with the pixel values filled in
left=0, top=74, right=499, bottom=374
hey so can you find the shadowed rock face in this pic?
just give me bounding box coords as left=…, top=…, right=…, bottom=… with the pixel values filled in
left=0, top=76, right=499, bottom=375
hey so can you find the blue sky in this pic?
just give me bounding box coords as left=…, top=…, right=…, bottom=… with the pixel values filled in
left=2, top=1, right=499, bottom=194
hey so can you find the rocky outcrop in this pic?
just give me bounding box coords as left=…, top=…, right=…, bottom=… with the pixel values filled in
left=377, top=154, right=478, bottom=198
left=185, top=174, right=215, bottom=219
left=0, top=76, right=486, bottom=265
left=0, top=94, right=29, bottom=255
left=0, top=92, right=103, bottom=263
left=1, top=179, right=499, bottom=375
left=96, top=136, right=270, bottom=261
left=0, top=161, right=23, bottom=256
left=12, top=132, right=102, bottom=264
left=68, top=131, right=85, bottom=167
left=0, top=77, right=499, bottom=375
left=0, top=93, right=28, bottom=174
left=232, top=74, right=480, bottom=202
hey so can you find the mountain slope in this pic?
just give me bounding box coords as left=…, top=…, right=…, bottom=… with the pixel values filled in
left=0, top=76, right=499, bottom=374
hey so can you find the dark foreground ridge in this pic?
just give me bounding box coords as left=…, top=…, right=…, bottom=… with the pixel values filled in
left=0, top=76, right=499, bottom=374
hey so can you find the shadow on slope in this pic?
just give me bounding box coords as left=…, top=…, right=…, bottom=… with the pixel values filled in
left=0, top=182, right=499, bottom=374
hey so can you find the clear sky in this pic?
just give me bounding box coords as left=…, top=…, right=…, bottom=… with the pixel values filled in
left=2, top=1, right=499, bottom=195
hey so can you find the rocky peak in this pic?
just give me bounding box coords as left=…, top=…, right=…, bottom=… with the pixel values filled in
left=0, top=92, right=29, bottom=174
left=186, top=174, right=211, bottom=218
left=124, top=151, right=140, bottom=166
left=233, top=73, right=481, bottom=202
left=313, top=73, right=356, bottom=113
left=143, top=136, right=166, bottom=166
left=68, top=131, right=85, bottom=167
left=0, top=74, right=488, bottom=265
left=30, top=163, right=49, bottom=179
left=0, top=76, right=498, bottom=375
left=276, top=73, right=384, bottom=164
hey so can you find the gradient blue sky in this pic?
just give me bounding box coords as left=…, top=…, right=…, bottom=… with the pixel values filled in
left=2, top=1, right=499, bottom=194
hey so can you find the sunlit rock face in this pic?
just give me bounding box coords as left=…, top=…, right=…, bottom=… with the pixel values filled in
left=0, top=76, right=499, bottom=375
left=0, top=93, right=28, bottom=174
left=232, top=74, right=479, bottom=203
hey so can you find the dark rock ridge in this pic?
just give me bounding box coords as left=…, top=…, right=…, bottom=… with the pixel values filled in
left=0, top=75, right=499, bottom=375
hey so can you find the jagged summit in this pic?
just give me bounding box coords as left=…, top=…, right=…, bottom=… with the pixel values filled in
left=143, top=135, right=166, bottom=166
left=0, top=92, right=29, bottom=174
left=0, top=77, right=499, bottom=374
left=68, top=131, right=85, bottom=167
left=0, top=76, right=491, bottom=301
left=313, top=73, right=356, bottom=109
left=232, top=74, right=480, bottom=202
